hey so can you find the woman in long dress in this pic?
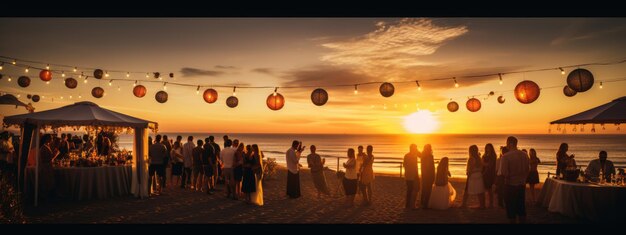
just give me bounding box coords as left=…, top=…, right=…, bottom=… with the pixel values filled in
left=242, top=145, right=256, bottom=204
left=359, top=145, right=375, bottom=205
left=250, top=144, right=264, bottom=206
left=461, top=145, right=486, bottom=209
left=527, top=148, right=541, bottom=204
left=307, top=145, right=330, bottom=198
left=420, top=144, right=435, bottom=209
left=343, top=148, right=358, bottom=207
left=428, top=157, right=456, bottom=210
left=482, top=144, right=497, bottom=208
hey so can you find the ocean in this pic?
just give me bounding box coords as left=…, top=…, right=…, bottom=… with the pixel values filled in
left=119, top=133, right=626, bottom=182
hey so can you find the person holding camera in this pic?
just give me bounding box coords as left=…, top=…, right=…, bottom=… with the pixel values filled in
left=286, top=140, right=305, bottom=199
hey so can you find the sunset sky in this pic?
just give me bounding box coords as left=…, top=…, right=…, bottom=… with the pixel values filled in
left=1, top=18, right=625, bottom=134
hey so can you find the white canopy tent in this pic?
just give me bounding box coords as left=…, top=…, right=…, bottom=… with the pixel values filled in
left=3, top=101, right=157, bottom=205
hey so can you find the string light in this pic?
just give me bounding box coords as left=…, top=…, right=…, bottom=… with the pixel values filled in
left=12, top=60, right=16, bottom=65
left=46, top=64, right=50, bottom=70
left=163, top=82, right=167, bottom=91
left=7, top=76, right=11, bottom=82
left=134, top=80, right=137, bottom=87
left=559, top=67, right=565, bottom=75
left=73, top=67, right=77, bottom=72
left=25, top=67, right=29, bottom=73
left=126, top=72, right=130, bottom=78
left=78, top=94, right=82, bottom=99
left=233, top=86, right=237, bottom=96
left=354, top=85, right=358, bottom=94
left=79, top=72, right=84, bottom=79
left=69, top=95, right=72, bottom=99
left=108, top=80, right=113, bottom=86
left=83, top=75, right=88, bottom=84
left=600, top=82, right=603, bottom=89
left=273, top=87, right=278, bottom=96
left=105, top=71, right=110, bottom=78
left=0, top=62, right=3, bottom=70
left=415, top=81, right=421, bottom=91
left=16, top=94, right=20, bottom=98
left=61, top=71, right=65, bottom=77
left=46, top=81, right=50, bottom=85
left=117, top=86, right=121, bottom=91
left=145, top=73, right=149, bottom=78
left=498, top=73, right=503, bottom=85
left=454, top=77, right=459, bottom=88
left=196, top=86, right=200, bottom=95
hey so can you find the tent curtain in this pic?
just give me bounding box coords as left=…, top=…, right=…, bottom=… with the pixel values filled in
left=131, top=127, right=149, bottom=198
left=18, top=123, right=36, bottom=194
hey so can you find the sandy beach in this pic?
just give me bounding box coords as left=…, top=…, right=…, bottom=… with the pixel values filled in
left=23, top=166, right=579, bottom=223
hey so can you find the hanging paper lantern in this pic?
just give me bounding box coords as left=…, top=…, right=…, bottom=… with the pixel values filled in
left=310, top=88, right=329, bottom=106
left=31, top=95, right=40, bottom=102
left=155, top=91, right=168, bottom=103
left=497, top=95, right=505, bottom=104
left=489, top=91, right=495, bottom=96
left=563, top=85, right=577, bottom=97
left=91, top=87, right=104, bottom=98
left=169, top=73, right=174, bottom=78
left=154, top=72, right=160, bottom=79
left=203, top=89, right=218, bottom=103
left=466, top=98, right=481, bottom=112
left=226, top=96, right=238, bottom=108
left=27, top=94, right=32, bottom=99
left=64, top=77, right=78, bottom=89
left=133, top=85, right=147, bottom=98
left=447, top=101, right=459, bottom=112
left=93, top=69, right=104, bottom=79
left=567, top=68, right=594, bottom=92
left=39, top=69, right=52, bottom=81
left=514, top=80, right=540, bottom=104
left=379, top=82, right=395, bottom=97
left=266, top=93, right=285, bottom=111
left=18, top=76, right=31, bottom=87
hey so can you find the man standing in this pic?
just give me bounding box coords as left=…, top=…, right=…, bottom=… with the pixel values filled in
left=202, top=137, right=215, bottom=194
left=208, top=136, right=221, bottom=191
left=148, top=135, right=167, bottom=195
left=501, top=136, right=530, bottom=224
left=220, top=139, right=236, bottom=199
left=181, top=136, right=195, bottom=189
left=403, top=144, right=420, bottom=209
left=286, top=140, right=305, bottom=199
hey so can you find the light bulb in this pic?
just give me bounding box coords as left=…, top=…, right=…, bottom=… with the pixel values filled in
left=73, top=67, right=77, bottom=72
left=46, top=81, right=50, bottom=85
left=145, top=73, right=149, bottom=78
left=7, top=76, right=11, bottom=82
left=108, top=80, right=113, bottom=86
left=12, top=60, right=16, bottom=65
left=196, top=86, right=200, bottom=95
left=84, top=78, right=88, bottom=84
left=233, top=86, right=237, bottom=96
left=354, top=85, right=358, bottom=94
left=415, top=81, right=421, bottom=91
left=105, top=72, right=109, bottom=78
left=25, top=67, right=29, bottom=73
left=46, top=64, right=50, bottom=70
left=126, top=72, right=130, bottom=78
left=0, top=64, right=3, bottom=70
left=163, top=82, right=167, bottom=91
left=78, top=95, right=82, bottom=99
left=600, top=82, right=603, bottom=89
left=62, top=72, right=65, bottom=77
left=454, top=77, right=458, bottom=88
left=69, top=95, right=72, bottom=99
left=134, top=81, right=137, bottom=87
left=117, top=86, right=121, bottom=91
left=559, top=67, right=565, bottom=75
left=61, top=96, right=64, bottom=100
left=17, top=94, right=20, bottom=98
left=498, top=74, right=503, bottom=85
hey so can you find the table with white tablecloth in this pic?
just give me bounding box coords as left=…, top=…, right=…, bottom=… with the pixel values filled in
left=538, top=177, right=626, bottom=221
left=25, top=165, right=132, bottom=201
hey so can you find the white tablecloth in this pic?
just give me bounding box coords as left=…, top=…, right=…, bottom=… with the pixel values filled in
left=26, top=165, right=132, bottom=201
left=538, top=177, right=626, bottom=221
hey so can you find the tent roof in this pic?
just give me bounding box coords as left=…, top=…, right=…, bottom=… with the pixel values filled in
left=3, top=101, right=157, bottom=129
left=0, top=94, right=28, bottom=107
left=550, top=96, right=626, bottom=124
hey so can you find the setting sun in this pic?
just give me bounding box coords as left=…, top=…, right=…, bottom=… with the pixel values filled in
left=403, top=110, right=439, bottom=134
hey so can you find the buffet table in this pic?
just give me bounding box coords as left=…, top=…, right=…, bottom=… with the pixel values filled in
left=538, top=177, right=626, bottom=221
left=25, top=165, right=132, bottom=201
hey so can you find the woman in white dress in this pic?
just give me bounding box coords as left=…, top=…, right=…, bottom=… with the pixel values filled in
left=250, top=144, right=264, bottom=206
left=428, top=157, right=456, bottom=210
left=461, top=145, right=486, bottom=209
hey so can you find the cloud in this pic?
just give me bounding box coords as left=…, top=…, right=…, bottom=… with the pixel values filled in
left=251, top=68, right=276, bottom=76
left=180, top=67, right=225, bottom=77
left=550, top=19, right=626, bottom=46
left=321, top=18, right=468, bottom=70
left=215, top=65, right=237, bottom=69
left=281, top=65, right=375, bottom=87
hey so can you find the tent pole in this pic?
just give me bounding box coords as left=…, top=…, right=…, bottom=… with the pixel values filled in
left=34, top=124, right=39, bottom=207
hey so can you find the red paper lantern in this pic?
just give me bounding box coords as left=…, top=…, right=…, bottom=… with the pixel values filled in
left=155, top=91, right=168, bottom=103
left=133, top=85, right=147, bottom=98
left=65, top=78, right=77, bottom=89
left=39, top=69, right=52, bottom=81
left=226, top=96, right=238, bottom=108
left=203, top=89, right=218, bottom=103
left=379, top=82, right=395, bottom=97
left=514, top=80, right=540, bottom=104
left=266, top=93, right=285, bottom=110
left=497, top=95, right=505, bottom=104
left=18, top=76, right=31, bottom=87
left=311, top=88, right=328, bottom=106
left=566, top=68, right=594, bottom=92
left=447, top=101, right=459, bottom=112
left=466, top=98, right=481, bottom=112
left=563, top=85, right=577, bottom=97
left=93, top=69, right=104, bottom=79
left=92, top=87, right=104, bottom=98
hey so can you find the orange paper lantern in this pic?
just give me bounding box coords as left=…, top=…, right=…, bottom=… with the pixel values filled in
left=155, top=91, right=168, bottom=103
left=91, top=87, right=104, bottom=98
left=266, top=93, right=285, bottom=110
left=203, top=89, right=218, bottom=103
left=466, top=98, right=481, bottom=112
left=65, top=78, right=77, bottom=89
left=133, top=85, right=147, bottom=98
left=447, top=101, right=459, bottom=112
left=39, top=69, right=52, bottom=81
left=514, top=80, right=540, bottom=104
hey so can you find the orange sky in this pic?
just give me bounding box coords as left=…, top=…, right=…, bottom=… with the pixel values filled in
left=1, top=18, right=625, bottom=134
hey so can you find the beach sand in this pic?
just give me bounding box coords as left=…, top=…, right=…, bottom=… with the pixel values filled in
left=23, top=166, right=579, bottom=223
